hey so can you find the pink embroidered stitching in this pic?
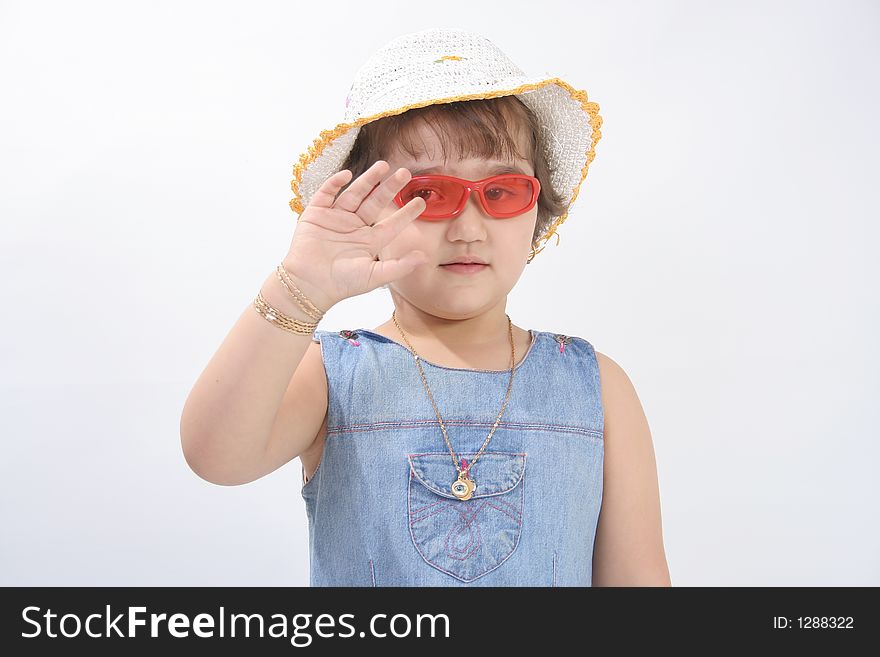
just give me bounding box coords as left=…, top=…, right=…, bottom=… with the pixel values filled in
left=553, top=333, right=572, bottom=354
left=336, top=420, right=601, bottom=439
left=484, top=499, right=523, bottom=524
left=338, top=329, right=360, bottom=346
left=410, top=499, right=449, bottom=516
left=407, top=468, right=525, bottom=582
left=411, top=502, right=453, bottom=524
left=443, top=504, right=483, bottom=561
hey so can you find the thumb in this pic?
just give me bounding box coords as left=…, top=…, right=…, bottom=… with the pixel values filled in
left=371, top=250, right=429, bottom=288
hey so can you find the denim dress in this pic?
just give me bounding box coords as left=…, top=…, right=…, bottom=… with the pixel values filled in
left=302, top=327, right=605, bottom=586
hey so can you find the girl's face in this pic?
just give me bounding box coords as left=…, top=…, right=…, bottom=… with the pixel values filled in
left=375, top=124, right=538, bottom=319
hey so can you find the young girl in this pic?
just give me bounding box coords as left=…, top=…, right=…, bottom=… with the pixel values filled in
left=181, top=28, right=671, bottom=587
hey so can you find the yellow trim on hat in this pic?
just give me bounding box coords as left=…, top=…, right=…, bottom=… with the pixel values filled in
left=288, top=77, right=603, bottom=259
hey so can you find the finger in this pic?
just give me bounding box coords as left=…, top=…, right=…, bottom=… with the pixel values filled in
left=369, top=249, right=430, bottom=289
left=333, top=160, right=391, bottom=215
left=369, top=195, right=426, bottom=248
left=356, top=166, right=415, bottom=221
left=309, top=169, right=353, bottom=209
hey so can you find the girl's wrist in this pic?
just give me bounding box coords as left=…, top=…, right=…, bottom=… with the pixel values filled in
left=260, top=272, right=324, bottom=325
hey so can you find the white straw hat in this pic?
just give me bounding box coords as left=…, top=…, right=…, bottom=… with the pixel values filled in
left=288, top=27, right=603, bottom=261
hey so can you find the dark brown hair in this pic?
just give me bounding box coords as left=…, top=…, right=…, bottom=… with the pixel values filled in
left=336, top=95, right=568, bottom=251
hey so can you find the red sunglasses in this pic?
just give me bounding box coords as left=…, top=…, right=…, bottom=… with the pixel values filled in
left=393, top=173, right=541, bottom=220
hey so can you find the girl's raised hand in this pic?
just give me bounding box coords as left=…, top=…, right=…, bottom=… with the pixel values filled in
left=282, top=160, right=428, bottom=311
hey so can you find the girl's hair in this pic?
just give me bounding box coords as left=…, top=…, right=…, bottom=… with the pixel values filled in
left=336, top=95, right=568, bottom=252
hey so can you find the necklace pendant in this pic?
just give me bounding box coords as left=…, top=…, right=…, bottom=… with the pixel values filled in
left=451, top=472, right=476, bottom=501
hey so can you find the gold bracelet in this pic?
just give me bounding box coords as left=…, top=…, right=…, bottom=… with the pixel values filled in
left=253, top=290, right=319, bottom=335
left=275, top=263, right=325, bottom=321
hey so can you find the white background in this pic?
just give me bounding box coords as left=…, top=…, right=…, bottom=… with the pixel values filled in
left=1, top=0, right=877, bottom=586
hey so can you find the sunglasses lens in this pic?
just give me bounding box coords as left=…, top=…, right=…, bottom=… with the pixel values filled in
left=399, top=177, right=462, bottom=216
left=482, top=176, right=536, bottom=215
left=399, top=175, right=536, bottom=218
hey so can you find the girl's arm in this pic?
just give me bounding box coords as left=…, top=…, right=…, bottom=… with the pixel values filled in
left=591, top=352, right=673, bottom=586
left=179, top=271, right=329, bottom=486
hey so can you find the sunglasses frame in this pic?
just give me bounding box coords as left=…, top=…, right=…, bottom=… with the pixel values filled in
left=393, top=173, right=541, bottom=220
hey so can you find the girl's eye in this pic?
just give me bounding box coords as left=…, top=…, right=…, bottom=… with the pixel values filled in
left=485, top=186, right=514, bottom=200
left=408, top=185, right=443, bottom=202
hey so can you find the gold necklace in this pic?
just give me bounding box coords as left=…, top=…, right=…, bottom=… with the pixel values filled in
left=392, top=310, right=518, bottom=501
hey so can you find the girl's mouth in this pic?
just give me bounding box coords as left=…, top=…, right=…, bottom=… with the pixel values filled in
left=439, top=263, right=489, bottom=274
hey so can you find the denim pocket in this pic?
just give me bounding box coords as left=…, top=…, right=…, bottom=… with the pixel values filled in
left=407, top=451, right=526, bottom=583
